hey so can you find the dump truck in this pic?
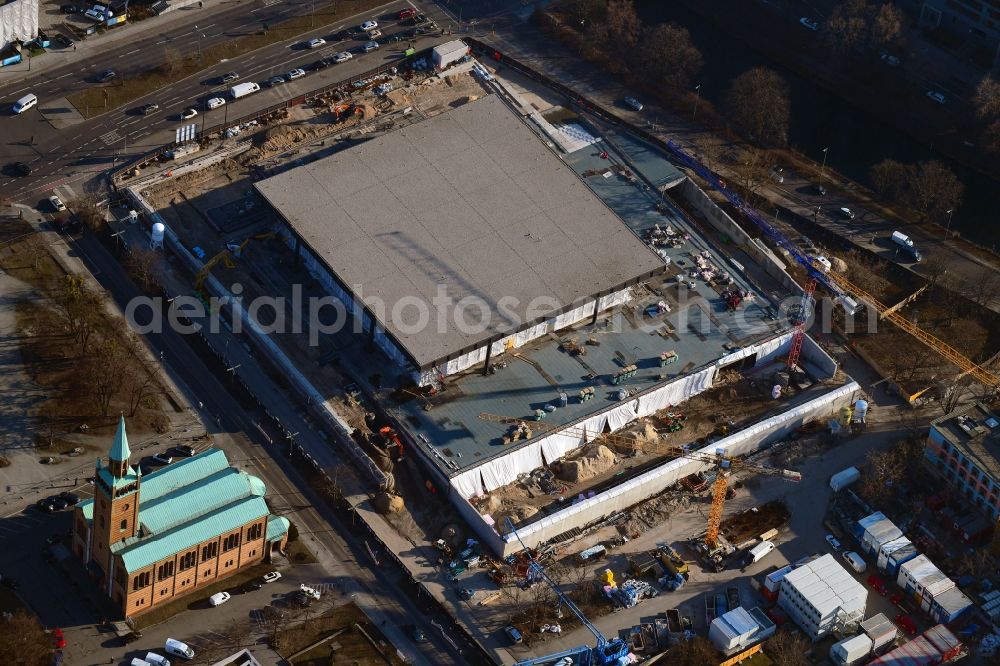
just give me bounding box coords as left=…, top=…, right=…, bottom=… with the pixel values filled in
left=656, top=545, right=690, bottom=576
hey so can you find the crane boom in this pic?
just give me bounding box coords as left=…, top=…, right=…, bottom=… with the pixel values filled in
left=663, top=140, right=1000, bottom=390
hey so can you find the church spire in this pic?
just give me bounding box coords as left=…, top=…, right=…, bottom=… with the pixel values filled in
left=108, top=415, right=131, bottom=478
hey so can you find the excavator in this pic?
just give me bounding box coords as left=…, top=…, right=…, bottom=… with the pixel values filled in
left=193, top=231, right=275, bottom=291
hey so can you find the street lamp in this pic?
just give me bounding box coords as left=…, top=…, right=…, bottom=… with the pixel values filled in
left=945, top=208, right=954, bottom=236
left=692, top=84, right=701, bottom=120
left=819, top=147, right=829, bottom=180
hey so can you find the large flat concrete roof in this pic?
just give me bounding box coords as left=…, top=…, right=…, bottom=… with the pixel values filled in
left=255, top=95, right=664, bottom=370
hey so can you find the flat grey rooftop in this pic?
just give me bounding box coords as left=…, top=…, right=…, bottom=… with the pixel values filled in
left=255, top=95, right=664, bottom=370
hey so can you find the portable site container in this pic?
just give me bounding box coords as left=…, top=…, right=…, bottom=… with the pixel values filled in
left=708, top=607, right=759, bottom=653
left=883, top=541, right=919, bottom=578
left=877, top=537, right=909, bottom=571
left=830, top=466, right=861, bottom=491
left=829, top=634, right=873, bottom=666
left=764, top=564, right=795, bottom=601
left=431, top=40, right=470, bottom=71
left=861, top=613, right=898, bottom=652
left=929, top=586, right=973, bottom=624
left=897, top=555, right=935, bottom=593
left=923, top=624, right=962, bottom=661
left=862, top=518, right=903, bottom=556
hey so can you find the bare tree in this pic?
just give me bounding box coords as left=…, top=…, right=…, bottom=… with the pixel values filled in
left=765, top=629, right=811, bottom=666
left=869, top=158, right=910, bottom=201
left=871, top=3, right=903, bottom=47
left=633, top=23, right=703, bottom=93
left=21, top=234, right=47, bottom=272
left=0, top=610, right=52, bottom=666
left=663, top=636, right=720, bottom=666
left=974, top=75, right=1000, bottom=120
left=963, top=266, right=1000, bottom=309
left=604, top=0, right=641, bottom=56
left=124, top=248, right=162, bottom=292
left=921, top=254, right=950, bottom=288
left=908, top=160, right=964, bottom=222
left=54, top=275, right=103, bottom=355
left=731, top=146, right=777, bottom=203
left=70, top=196, right=105, bottom=233
left=725, top=67, right=791, bottom=146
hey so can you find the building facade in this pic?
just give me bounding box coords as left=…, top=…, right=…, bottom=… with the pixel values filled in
left=924, top=402, right=1000, bottom=518
left=916, top=0, right=1000, bottom=67
left=72, top=417, right=289, bottom=617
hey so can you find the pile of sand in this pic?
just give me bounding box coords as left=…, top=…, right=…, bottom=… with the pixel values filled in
left=557, top=445, right=617, bottom=483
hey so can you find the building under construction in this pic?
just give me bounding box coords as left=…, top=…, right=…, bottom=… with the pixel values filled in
left=255, top=91, right=861, bottom=556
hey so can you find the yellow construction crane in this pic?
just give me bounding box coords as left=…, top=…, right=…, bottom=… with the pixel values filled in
left=822, top=268, right=1000, bottom=389
left=477, top=412, right=800, bottom=548
left=193, top=231, right=275, bottom=291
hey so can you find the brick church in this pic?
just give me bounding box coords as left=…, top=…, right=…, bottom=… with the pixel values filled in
left=72, top=417, right=289, bottom=617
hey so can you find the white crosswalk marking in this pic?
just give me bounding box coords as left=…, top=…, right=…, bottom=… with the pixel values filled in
left=100, top=130, right=121, bottom=146
left=55, top=185, right=77, bottom=201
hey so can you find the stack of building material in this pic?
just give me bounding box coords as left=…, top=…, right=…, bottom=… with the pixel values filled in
left=858, top=512, right=904, bottom=556
left=981, top=590, right=1000, bottom=624
left=778, top=554, right=867, bottom=639
left=860, top=613, right=897, bottom=654
left=876, top=536, right=919, bottom=578
left=708, top=607, right=761, bottom=654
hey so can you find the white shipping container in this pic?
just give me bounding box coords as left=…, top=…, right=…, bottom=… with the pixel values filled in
left=830, top=466, right=861, bottom=491
left=897, top=554, right=935, bottom=590
left=830, top=634, right=873, bottom=666
left=861, top=613, right=897, bottom=651
left=431, top=40, right=470, bottom=71
left=765, top=565, right=795, bottom=593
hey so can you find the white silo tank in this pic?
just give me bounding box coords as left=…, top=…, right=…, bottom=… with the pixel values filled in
left=150, top=222, right=166, bottom=249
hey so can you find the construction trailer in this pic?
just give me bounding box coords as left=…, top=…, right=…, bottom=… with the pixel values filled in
left=928, top=586, right=973, bottom=624
left=829, top=634, right=873, bottom=666
left=876, top=537, right=919, bottom=578
left=858, top=513, right=904, bottom=556
left=896, top=555, right=955, bottom=608
left=867, top=624, right=963, bottom=665
left=859, top=613, right=898, bottom=653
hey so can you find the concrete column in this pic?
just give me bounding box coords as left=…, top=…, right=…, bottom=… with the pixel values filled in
left=482, top=342, right=493, bottom=375
left=591, top=298, right=600, bottom=325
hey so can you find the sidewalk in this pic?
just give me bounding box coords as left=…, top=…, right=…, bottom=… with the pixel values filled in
left=0, top=0, right=235, bottom=89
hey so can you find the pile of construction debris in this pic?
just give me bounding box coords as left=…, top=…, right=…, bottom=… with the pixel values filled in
left=620, top=490, right=691, bottom=538
left=555, top=444, right=618, bottom=483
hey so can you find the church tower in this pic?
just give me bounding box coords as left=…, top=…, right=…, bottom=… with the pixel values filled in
left=90, top=416, right=141, bottom=596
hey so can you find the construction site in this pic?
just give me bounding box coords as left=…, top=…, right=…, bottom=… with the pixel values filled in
left=116, top=41, right=865, bottom=563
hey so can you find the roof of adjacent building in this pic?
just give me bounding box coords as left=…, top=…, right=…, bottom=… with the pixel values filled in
left=931, top=402, right=1000, bottom=482
left=254, top=94, right=664, bottom=370
left=266, top=515, right=290, bottom=542
left=80, top=447, right=274, bottom=572
left=782, top=553, right=867, bottom=617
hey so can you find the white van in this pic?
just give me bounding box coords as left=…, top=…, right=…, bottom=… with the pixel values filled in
left=891, top=230, right=913, bottom=247
left=164, top=638, right=195, bottom=661
left=12, top=93, right=38, bottom=114
left=131, top=659, right=152, bottom=666
left=145, top=652, right=171, bottom=666
left=745, top=540, right=776, bottom=565
left=229, top=82, right=260, bottom=100
left=841, top=551, right=867, bottom=573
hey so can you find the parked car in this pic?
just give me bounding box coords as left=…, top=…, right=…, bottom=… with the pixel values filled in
left=262, top=571, right=282, bottom=584
left=96, top=69, right=117, bottom=83
left=367, top=29, right=382, bottom=38
left=333, top=51, right=353, bottom=63
left=412, top=13, right=428, bottom=25
left=841, top=551, right=867, bottom=573
left=121, top=631, right=143, bottom=646
left=457, top=587, right=475, bottom=601
left=140, top=103, right=160, bottom=115
left=241, top=580, right=263, bottom=593
left=312, top=57, right=332, bottom=70
left=867, top=574, right=889, bottom=596
left=307, top=37, right=326, bottom=49
left=266, top=76, right=286, bottom=87
left=180, top=108, right=198, bottom=120
left=360, top=19, right=378, bottom=31
left=206, top=97, right=226, bottom=110
left=37, top=498, right=57, bottom=512
left=59, top=492, right=81, bottom=507
left=799, top=17, right=819, bottom=31
left=398, top=7, right=417, bottom=19
left=209, top=591, right=231, bottom=607
left=152, top=453, right=173, bottom=465
left=261, top=605, right=285, bottom=621
left=13, top=162, right=31, bottom=176
left=48, top=195, right=66, bottom=212
left=290, top=591, right=312, bottom=608
left=299, top=584, right=321, bottom=600
left=824, top=534, right=842, bottom=550
left=926, top=90, right=946, bottom=104
left=503, top=625, right=523, bottom=645
left=221, top=71, right=240, bottom=83
left=623, top=96, right=643, bottom=111
left=334, top=29, right=352, bottom=41
left=60, top=4, right=80, bottom=12
left=362, top=41, right=379, bottom=52
left=53, top=34, right=74, bottom=48
left=838, top=207, right=856, bottom=220
left=812, top=183, right=827, bottom=195
left=285, top=68, right=306, bottom=81
left=896, top=613, right=918, bottom=636
left=170, top=444, right=196, bottom=457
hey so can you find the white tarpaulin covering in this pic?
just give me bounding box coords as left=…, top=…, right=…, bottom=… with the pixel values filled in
left=540, top=429, right=586, bottom=465
left=606, top=400, right=640, bottom=431
left=452, top=468, right=485, bottom=499
left=479, top=442, right=545, bottom=492
left=0, top=0, right=39, bottom=48
left=752, top=332, right=793, bottom=367
left=635, top=365, right=717, bottom=418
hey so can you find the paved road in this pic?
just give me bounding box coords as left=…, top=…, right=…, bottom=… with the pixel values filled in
left=0, top=0, right=452, bottom=204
